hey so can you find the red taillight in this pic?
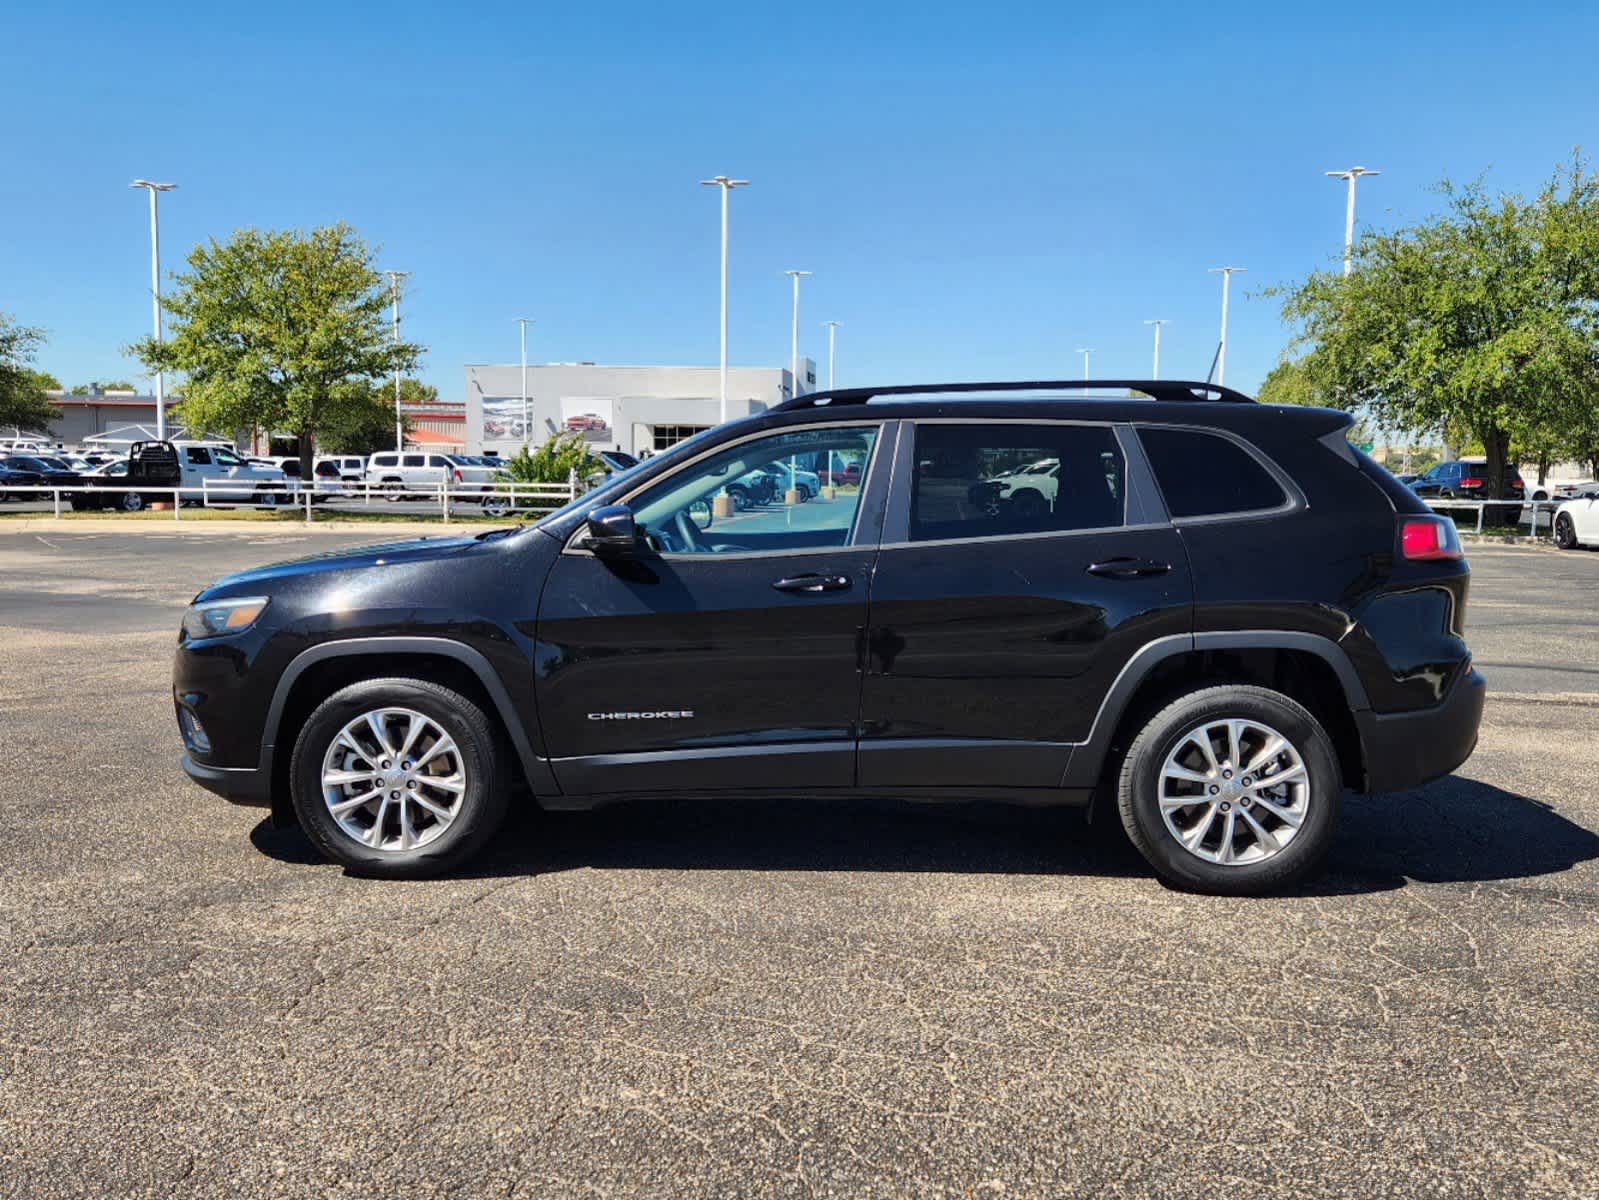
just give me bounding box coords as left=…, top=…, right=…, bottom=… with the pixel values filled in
left=1459, top=476, right=1483, bottom=488
left=1401, top=517, right=1462, bottom=561
left=452, top=468, right=463, bottom=482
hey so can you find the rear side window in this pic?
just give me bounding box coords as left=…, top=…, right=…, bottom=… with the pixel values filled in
left=402, top=454, right=425, bottom=467
left=909, top=423, right=1125, bottom=542
left=1138, top=427, right=1287, bottom=518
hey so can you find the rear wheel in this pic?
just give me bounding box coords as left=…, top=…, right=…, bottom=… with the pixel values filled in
left=290, top=677, right=510, bottom=877
left=118, top=491, right=145, bottom=512
left=1116, top=685, right=1341, bottom=895
left=1555, top=512, right=1579, bottom=550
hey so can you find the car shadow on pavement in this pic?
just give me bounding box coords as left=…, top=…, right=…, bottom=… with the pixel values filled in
left=251, top=776, right=1599, bottom=893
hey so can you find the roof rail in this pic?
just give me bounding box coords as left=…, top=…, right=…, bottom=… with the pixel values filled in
left=772, top=378, right=1255, bottom=412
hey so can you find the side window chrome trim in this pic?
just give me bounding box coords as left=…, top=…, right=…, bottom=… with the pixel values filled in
left=876, top=520, right=1173, bottom=553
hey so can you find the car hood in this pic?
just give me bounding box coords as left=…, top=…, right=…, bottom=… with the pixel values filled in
left=202, top=534, right=488, bottom=594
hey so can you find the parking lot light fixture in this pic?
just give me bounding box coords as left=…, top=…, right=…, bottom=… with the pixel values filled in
left=1325, top=166, right=1380, bottom=276
left=1144, top=319, right=1168, bottom=379
left=822, top=320, right=840, bottom=390
left=514, top=318, right=535, bottom=449
left=129, top=180, right=175, bottom=440
left=1208, top=267, right=1246, bottom=385
left=381, top=271, right=410, bottom=452
left=784, top=270, right=812, bottom=400
left=1076, top=348, right=1095, bottom=389
left=699, top=177, right=750, bottom=426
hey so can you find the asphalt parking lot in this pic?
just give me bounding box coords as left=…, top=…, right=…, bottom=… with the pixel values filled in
left=2, top=529, right=1597, bottom=1199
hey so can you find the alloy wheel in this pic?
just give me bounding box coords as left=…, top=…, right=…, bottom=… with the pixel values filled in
left=319, top=707, right=467, bottom=852
left=1158, top=717, right=1310, bottom=866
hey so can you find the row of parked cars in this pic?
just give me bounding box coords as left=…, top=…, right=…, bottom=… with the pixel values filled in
left=0, top=440, right=543, bottom=514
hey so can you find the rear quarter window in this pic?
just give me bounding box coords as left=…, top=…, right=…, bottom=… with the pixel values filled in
left=1138, top=427, right=1287, bottom=518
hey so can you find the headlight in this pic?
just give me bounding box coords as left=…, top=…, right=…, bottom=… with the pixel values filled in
left=181, top=596, right=269, bottom=641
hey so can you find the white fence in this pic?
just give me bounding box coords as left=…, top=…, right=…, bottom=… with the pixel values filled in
left=0, top=479, right=1571, bottom=535
left=0, top=475, right=585, bottom=523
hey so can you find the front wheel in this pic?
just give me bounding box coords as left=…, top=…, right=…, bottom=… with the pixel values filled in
left=289, top=677, right=510, bottom=877
left=1116, top=685, right=1342, bottom=895
left=1555, top=512, right=1579, bottom=550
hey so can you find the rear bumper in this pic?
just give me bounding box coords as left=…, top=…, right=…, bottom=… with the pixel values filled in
left=1357, top=668, right=1486, bottom=793
left=180, top=755, right=272, bottom=808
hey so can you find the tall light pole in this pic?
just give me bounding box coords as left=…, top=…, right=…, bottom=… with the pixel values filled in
left=1325, top=166, right=1380, bottom=275
left=130, top=180, right=175, bottom=440
left=821, top=320, right=840, bottom=389
left=699, top=176, right=750, bottom=424
left=514, top=318, right=535, bottom=447
left=1143, top=319, right=1168, bottom=379
left=784, top=270, right=812, bottom=399
left=1208, top=267, right=1246, bottom=385
left=381, top=270, right=409, bottom=451
left=1075, top=347, right=1094, bottom=385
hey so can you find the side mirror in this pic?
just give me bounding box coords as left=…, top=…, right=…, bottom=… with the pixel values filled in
left=585, top=504, right=640, bottom=555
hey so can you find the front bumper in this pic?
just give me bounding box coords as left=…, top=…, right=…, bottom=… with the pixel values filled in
left=1357, top=667, right=1486, bottom=793
left=180, top=754, right=272, bottom=808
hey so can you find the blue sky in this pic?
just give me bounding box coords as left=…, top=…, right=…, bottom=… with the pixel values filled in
left=4, top=0, right=1597, bottom=399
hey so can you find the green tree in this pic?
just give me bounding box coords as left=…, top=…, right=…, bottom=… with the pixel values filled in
left=0, top=315, right=59, bottom=434
left=29, top=370, right=62, bottom=393
left=132, top=224, right=421, bottom=478
left=498, top=431, right=601, bottom=484
left=321, top=397, right=411, bottom=456
left=1256, top=357, right=1333, bottom=408
left=1267, top=155, right=1599, bottom=500
left=69, top=379, right=136, bottom=394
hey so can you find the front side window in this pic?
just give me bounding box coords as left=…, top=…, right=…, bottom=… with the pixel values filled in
left=625, top=425, right=880, bottom=555
left=908, top=423, right=1125, bottom=542
left=1139, top=427, right=1287, bottom=518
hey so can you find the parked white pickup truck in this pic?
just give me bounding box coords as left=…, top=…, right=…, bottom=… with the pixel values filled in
left=173, top=441, right=290, bottom=504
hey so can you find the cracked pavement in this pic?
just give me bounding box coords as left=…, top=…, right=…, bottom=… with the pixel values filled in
left=1, top=531, right=1597, bottom=1198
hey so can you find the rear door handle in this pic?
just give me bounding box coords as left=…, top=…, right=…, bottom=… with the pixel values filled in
left=772, top=573, right=852, bottom=594
left=1085, top=557, right=1171, bottom=579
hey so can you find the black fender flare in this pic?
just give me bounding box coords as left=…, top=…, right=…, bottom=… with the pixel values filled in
left=1060, top=630, right=1371, bottom=789
left=261, top=636, right=559, bottom=798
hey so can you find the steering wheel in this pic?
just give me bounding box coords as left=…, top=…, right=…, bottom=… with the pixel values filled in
left=672, top=507, right=707, bottom=552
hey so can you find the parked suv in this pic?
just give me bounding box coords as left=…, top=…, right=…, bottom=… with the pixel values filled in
left=174, top=380, right=1485, bottom=894
left=1409, top=459, right=1524, bottom=524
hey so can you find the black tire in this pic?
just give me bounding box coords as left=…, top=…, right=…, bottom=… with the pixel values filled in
left=727, top=485, right=749, bottom=511
left=1502, top=505, right=1522, bottom=527
left=289, top=677, right=510, bottom=878
left=1554, top=512, right=1578, bottom=550
left=1116, top=685, right=1342, bottom=895
left=382, top=478, right=405, bottom=499
left=120, top=491, right=145, bottom=512
left=1010, top=488, right=1048, bottom=519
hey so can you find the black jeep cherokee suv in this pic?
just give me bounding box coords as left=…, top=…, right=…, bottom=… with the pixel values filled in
left=174, top=380, right=1485, bottom=894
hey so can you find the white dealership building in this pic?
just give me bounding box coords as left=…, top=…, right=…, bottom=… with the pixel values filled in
left=462, top=360, right=816, bottom=458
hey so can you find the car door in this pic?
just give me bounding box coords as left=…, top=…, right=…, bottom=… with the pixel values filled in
left=534, top=420, right=894, bottom=795
left=858, top=419, right=1192, bottom=791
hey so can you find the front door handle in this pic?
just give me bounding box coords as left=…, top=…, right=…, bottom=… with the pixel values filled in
left=772, top=573, right=852, bottom=594
left=1085, top=557, right=1171, bottom=579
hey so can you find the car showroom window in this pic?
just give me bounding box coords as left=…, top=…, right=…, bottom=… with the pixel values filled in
left=1138, top=427, right=1287, bottom=518
left=626, top=425, right=879, bottom=555
left=908, top=423, right=1125, bottom=542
